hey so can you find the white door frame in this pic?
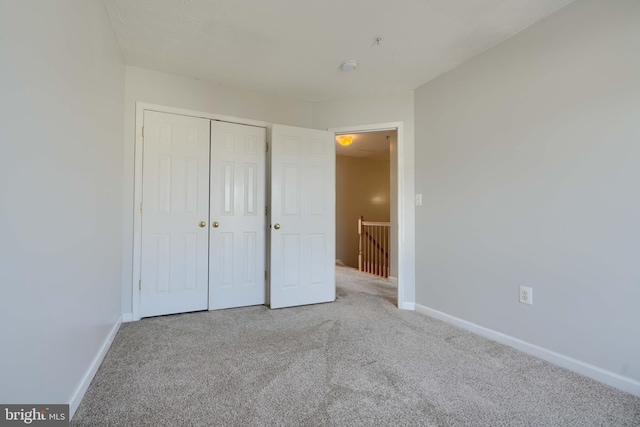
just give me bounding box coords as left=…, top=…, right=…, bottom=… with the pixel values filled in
left=329, top=122, right=415, bottom=310
left=132, top=102, right=270, bottom=321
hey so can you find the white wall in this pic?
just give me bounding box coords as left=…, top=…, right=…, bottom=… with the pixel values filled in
left=122, top=66, right=314, bottom=314
left=415, top=0, right=640, bottom=385
left=313, top=92, right=415, bottom=307
left=0, top=0, right=124, bottom=410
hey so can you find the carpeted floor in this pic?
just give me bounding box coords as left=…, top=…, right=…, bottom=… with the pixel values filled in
left=73, top=265, right=640, bottom=426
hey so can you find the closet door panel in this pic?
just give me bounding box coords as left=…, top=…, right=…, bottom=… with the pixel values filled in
left=140, top=111, right=210, bottom=318
left=209, top=121, right=267, bottom=310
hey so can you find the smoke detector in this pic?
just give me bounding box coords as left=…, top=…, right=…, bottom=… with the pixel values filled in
left=341, top=60, right=357, bottom=72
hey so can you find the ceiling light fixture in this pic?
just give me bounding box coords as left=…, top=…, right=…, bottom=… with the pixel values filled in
left=336, top=135, right=353, bottom=146
left=341, top=60, right=357, bottom=72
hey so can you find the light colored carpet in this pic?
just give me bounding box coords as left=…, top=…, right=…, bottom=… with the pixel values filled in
left=73, top=266, right=640, bottom=426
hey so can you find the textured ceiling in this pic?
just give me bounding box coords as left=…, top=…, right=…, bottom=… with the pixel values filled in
left=103, top=0, right=575, bottom=102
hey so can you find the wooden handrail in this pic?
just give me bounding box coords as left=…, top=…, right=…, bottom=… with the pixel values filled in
left=361, top=220, right=390, bottom=227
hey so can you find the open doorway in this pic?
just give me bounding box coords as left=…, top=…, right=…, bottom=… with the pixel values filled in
left=334, top=129, right=399, bottom=304
left=329, top=121, right=411, bottom=310
left=335, top=131, right=397, bottom=275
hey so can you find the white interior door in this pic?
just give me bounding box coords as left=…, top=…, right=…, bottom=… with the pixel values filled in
left=270, top=124, right=335, bottom=309
left=209, top=121, right=267, bottom=309
left=140, top=111, right=210, bottom=317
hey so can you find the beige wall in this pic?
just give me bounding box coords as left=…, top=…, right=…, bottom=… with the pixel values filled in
left=415, top=0, right=640, bottom=385
left=336, top=155, right=390, bottom=269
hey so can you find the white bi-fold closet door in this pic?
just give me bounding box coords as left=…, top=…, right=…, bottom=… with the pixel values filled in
left=139, top=110, right=335, bottom=318
left=140, top=112, right=210, bottom=317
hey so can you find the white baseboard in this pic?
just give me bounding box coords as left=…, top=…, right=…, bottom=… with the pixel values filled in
left=122, top=313, right=133, bottom=323
left=414, top=304, right=640, bottom=397
left=69, top=315, right=122, bottom=418
left=401, top=302, right=415, bottom=311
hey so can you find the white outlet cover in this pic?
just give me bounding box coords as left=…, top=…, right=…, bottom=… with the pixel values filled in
left=519, top=286, right=533, bottom=305
left=415, top=194, right=423, bottom=206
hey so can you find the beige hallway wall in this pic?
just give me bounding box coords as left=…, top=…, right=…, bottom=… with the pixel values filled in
left=336, top=155, right=390, bottom=269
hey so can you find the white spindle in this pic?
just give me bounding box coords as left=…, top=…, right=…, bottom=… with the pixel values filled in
left=357, top=217, right=391, bottom=279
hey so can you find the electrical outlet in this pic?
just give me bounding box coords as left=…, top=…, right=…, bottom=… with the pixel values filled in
left=415, top=194, right=423, bottom=206
left=519, top=286, right=533, bottom=305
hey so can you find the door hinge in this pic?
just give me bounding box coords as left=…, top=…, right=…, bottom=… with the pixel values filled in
left=140, top=202, right=143, bottom=213
left=265, top=206, right=267, bottom=215
left=139, top=279, right=142, bottom=291
left=142, top=126, right=144, bottom=138
left=266, top=142, right=269, bottom=152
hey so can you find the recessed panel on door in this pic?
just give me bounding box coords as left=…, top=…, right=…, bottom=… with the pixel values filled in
left=140, top=111, right=210, bottom=318
left=209, top=121, right=267, bottom=310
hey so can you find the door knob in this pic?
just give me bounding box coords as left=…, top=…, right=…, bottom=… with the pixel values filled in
left=212, top=221, right=219, bottom=228
left=274, top=223, right=281, bottom=230
left=199, top=221, right=206, bottom=228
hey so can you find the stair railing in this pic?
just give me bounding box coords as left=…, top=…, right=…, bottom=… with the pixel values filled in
left=358, top=216, right=391, bottom=278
